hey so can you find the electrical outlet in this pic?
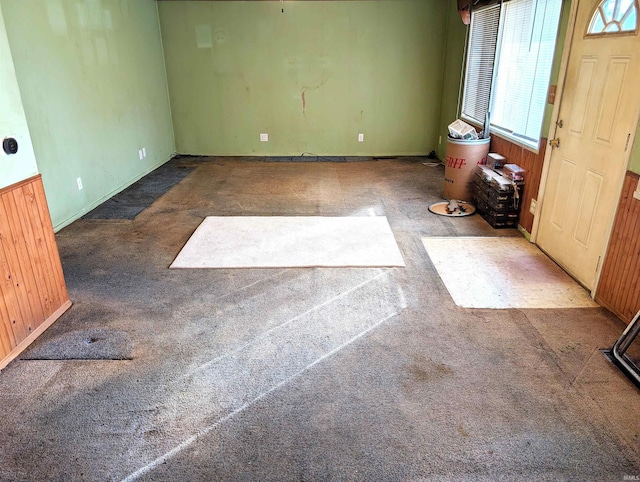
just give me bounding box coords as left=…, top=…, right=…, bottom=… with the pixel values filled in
left=260, top=133, right=269, bottom=142
left=142, top=147, right=146, bottom=158
left=139, top=149, right=143, bottom=160
left=76, top=177, right=83, bottom=190
left=529, top=198, right=537, bottom=215
left=439, top=135, right=442, bottom=145
left=358, top=133, right=364, bottom=142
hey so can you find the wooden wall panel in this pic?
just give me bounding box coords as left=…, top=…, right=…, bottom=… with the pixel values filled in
left=0, top=175, right=71, bottom=370
left=3, top=192, right=46, bottom=331
left=0, top=210, right=32, bottom=343
left=489, top=136, right=547, bottom=234
left=595, top=171, right=640, bottom=323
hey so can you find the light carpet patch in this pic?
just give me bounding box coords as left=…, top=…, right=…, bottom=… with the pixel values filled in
left=171, top=216, right=405, bottom=268
left=422, top=236, right=597, bottom=309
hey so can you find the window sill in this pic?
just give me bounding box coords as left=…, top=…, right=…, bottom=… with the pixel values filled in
left=460, top=116, right=541, bottom=154
left=490, top=128, right=541, bottom=154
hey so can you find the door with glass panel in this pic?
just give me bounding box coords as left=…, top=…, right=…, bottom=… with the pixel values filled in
left=537, top=0, right=640, bottom=291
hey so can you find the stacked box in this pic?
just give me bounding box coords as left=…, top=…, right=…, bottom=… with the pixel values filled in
left=503, top=164, right=525, bottom=181
left=472, top=166, right=523, bottom=229
left=487, top=152, right=506, bottom=169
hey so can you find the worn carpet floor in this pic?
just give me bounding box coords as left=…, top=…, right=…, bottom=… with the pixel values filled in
left=82, top=158, right=195, bottom=220
left=0, top=158, right=637, bottom=481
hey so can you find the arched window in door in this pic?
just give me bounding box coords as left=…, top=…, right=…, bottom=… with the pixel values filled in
left=587, top=0, right=638, bottom=35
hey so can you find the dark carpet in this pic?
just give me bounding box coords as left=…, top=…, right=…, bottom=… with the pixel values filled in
left=82, top=158, right=195, bottom=220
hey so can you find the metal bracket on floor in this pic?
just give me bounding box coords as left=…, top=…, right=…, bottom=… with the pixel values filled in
left=607, top=308, right=640, bottom=388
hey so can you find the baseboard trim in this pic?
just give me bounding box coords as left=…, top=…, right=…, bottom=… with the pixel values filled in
left=0, top=300, right=73, bottom=372
left=53, top=152, right=177, bottom=232
left=518, top=224, right=531, bottom=241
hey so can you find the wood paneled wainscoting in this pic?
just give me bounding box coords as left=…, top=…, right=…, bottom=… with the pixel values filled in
left=0, top=175, right=71, bottom=370
left=595, top=171, right=640, bottom=323
left=489, top=136, right=547, bottom=234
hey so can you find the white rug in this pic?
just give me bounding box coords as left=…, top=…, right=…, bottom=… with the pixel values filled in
left=422, top=236, right=597, bottom=309
left=171, top=216, right=405, bottom=268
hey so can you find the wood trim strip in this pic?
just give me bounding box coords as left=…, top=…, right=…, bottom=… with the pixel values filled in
left=0, top=174, right=41, bottom=196
left=0, top=300, right=72, bottom=372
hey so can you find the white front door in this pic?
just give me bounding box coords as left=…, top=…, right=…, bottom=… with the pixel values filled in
left=537, top=0, right=640, bottom=291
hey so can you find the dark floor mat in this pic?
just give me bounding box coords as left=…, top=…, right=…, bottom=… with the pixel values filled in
left=83, top=158, right=195, bottom=220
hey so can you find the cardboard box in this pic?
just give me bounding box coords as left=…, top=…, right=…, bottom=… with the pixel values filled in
left=503, top=164, right=525, bottom=181
left=487, top=152, right=506, bottom=169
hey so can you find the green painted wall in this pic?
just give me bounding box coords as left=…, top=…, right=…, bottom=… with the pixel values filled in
left=158, top=0, right=447, bottom=156
left=542, top=0, right=571, bottom=138
left=1, top=0, right=175, bottom=229
left=436, top=0, right=467, bottom=160
left=0, top=4, right=38, bottom=190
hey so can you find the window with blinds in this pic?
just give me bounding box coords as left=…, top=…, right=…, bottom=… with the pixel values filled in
left=461, top=4, right=501, bottom=124
left=461, top=0, right=563, bottom=150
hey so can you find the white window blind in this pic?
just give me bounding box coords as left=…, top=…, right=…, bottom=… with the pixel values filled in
left=461, top=0, right=563, bottom=149
left=461, top=4, right=501, bottom=124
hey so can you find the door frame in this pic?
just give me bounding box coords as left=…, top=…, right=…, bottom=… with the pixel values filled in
left=531, top=0, right=640, bottom=296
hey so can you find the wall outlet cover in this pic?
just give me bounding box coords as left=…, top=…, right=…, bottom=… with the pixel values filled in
left=76, top=177, right=83, bottom=190
left=529, top=198, right=537, bottom=215
left=260, top=133, right=269, bottom=142
left=142, top=147, right=146, bottom=158
left=138, top=149, right=143, bottom=160
left=358, top=133, right=364, bottom=142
